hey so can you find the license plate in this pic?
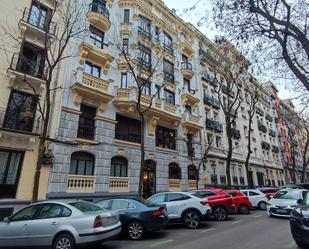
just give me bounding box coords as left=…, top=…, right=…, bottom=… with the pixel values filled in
left=275, top=209, right=287, bottom=214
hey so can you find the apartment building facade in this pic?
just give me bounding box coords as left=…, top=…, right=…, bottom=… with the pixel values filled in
left=0, top=0, right=64, bottom=217
left=44, top=0, right=289, bottom=202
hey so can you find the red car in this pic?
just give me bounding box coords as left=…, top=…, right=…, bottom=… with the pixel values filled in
left=224, top=190, right=253, bottom=214
left=189, top=189, right=236, bottom=221
left=258, top=187, right=279, bottom=200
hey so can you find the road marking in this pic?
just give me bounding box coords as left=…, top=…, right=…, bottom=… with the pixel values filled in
left=199, top=227, right=216, bottom=233
left=286, top=240, right=296, bottom=248
left=149, top=239, right=174, bottom=247
left=253, top=215, right=263, bottom=218
left=231, top=220, right=243, bottom=225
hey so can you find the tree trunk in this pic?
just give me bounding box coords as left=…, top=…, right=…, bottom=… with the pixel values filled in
left=226, top=118, right=232, bottom=189
left=32, top=80, right=51, bottom=203
left=245, top=115, right=253, bottom=188
left=138, top=114, right=145, bottom=197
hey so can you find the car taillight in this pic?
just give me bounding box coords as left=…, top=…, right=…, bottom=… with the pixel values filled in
left=94, top=215, right=103, bottom=228
left=200, top=201, right=208, bottom=206
left=152, top=207, right=165, bottom=216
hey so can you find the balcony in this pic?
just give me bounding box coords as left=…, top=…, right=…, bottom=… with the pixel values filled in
left=204, top=93, right=220, bottom=109
left=179, top=36, right=194, bottom=57
left=266, top=113, right=273, bottom=122
left=182, top=112, right=203, bottom=133
left=221, top=85, right=235, bottom=98
left=231, top=128, right=241, bottom=140
left=67, top=175, right=95, bottom=193
left=199, top=48, right=223, bottom=70
left=181, top=89, right=200, bottom=107
left=261, top=141, right=271, bottom=151
left=258, top=122, right=267, bottom=133
left=181, top=61, right=193, bottom=80
left=138, top=26, right=152, bottom=40
left=79, top=42, right=114, bottom=75
left=77, top=118, right=95, bottom=140
left=272, top=145, right=280, bottom=153
left=19, top=8, right=57, bottom=47
left=72, top=72, right=112, bottom=112
left=188, top=180, right=196, bottom=189
left=256, top=107, right=265, bottom=116
left=205, top=118, right=224, bottom=133
left=87, top=3, right=111, bottom=31
left=164, top=72, right=175, bottom=83
left=8, top=53, right=46, bottom=91
left=163, top=44, right=174, bottom=56
left=169, top=179, right=181, bottom=191
left=269, top=129, right=276, bottom=137
left=109, top=177, right=129, bottom=192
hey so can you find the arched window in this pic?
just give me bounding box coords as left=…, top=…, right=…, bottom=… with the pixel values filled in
left=69, top=152, right=95, bottom=175
left=111, top=156, right=128, bottom=177
left=188, top=165, right=197, bottom=180
left=169, top=163, right=181, bottom=179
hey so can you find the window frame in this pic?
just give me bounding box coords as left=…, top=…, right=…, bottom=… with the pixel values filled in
left=69, top=152, right=95, bottom=176
left=110, top=156, right=128, bottom=177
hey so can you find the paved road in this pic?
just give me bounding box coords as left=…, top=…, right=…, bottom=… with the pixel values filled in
left=100, top=210, right=301, bottom=249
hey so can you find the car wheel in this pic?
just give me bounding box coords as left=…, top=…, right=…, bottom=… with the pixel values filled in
left=53, top=233, right=75, bottom=249
left=127, top=221, right=144, bottom=240
left=183, top=210, right=200, bottom=229
left=258, top=201, right=267, bottom=210
left=213, top=207, right=228, bottom=221
left=239, top=205, right=250, bottom=214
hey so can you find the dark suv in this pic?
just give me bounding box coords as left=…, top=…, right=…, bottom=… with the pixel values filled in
left=290, top=191, right=309, bottom=248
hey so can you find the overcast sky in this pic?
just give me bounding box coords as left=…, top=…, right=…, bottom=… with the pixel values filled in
left=162, top=0, right=291, bottom=100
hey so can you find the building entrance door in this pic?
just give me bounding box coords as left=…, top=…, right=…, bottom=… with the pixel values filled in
left=143, top=160, right=156, bottom=198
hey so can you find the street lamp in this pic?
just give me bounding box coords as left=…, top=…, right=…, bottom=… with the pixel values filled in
left=211, top=162, right=217, bottom=186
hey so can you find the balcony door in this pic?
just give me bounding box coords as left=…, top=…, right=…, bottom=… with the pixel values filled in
left=0, top=150, right=24, bottom=198
left=143, top=160, right=156, bottom=199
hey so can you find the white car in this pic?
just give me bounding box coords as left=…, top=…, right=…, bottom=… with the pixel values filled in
left=148, top=192, right=211, bottom=228
left=267, top=189, right=307, bottom=217
left=0, top=201, right=121, bottom=249
left=240, top=189, right=268, bottom=210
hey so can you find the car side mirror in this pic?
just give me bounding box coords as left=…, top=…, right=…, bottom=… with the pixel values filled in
left=3, top=217, right=10, bottom=223
left=297, top=199, right=303, bottom=204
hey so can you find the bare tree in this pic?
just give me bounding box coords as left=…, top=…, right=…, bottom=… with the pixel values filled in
left=1, top=0, right=87, bottom=203
left=118, top=35, right=165, bottom=197
left=210, top=0, right=309, bottom=93
left=244, top=84, right=259, bottom=188
left=301, top=119, right=309, bottom=182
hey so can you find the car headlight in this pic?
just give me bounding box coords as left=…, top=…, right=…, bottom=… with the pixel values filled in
left=287, top=205, right=297, bottom=209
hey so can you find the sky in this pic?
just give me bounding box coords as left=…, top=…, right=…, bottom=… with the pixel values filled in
left=162, top=0, right=292, bottom=101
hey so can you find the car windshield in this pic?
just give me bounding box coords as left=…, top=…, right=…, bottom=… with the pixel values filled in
left=273, top=190, right=301, bottom=200
left=70, top=201, right=103, bottom=213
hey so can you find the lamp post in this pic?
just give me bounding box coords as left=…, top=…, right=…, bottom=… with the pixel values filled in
left=211, top=162, right=217, bottom=186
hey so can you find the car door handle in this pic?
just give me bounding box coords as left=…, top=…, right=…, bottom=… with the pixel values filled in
left=51, top=221, right=58, bottom=226
left=23, top=224, right=28, bottom=228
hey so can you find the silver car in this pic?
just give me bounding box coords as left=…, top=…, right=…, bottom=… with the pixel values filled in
left=267, top=189, right=308, bottom=217
left=0, top=200, right=121, bottom=249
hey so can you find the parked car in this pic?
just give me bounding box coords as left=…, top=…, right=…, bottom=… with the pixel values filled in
left=296, top=183, right=309, bottom=190
left=96, top=197, right=168, bottom=240
left=267, top=189, right=308, bottom=217
left=280, top=184, right=303, bottom=190
left=240, top=189, right=268, bottom=210
left=189, top=189, right=235, bottom=221
left=224, top=190, right=253, bottom=214
left=290, top=191, right=309, bottom=248
left=0, top=200, right=121, bottom=249
left=148, top=192, right=211, bottom=229
left=258, top=187, right=279, bottom=200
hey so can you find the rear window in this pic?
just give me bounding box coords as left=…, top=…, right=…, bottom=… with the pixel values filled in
left=260, top=189, right=277, bottom=193
left=70, top=201, right=103, bottom=213
left=135, top=198, right=158, bottom=207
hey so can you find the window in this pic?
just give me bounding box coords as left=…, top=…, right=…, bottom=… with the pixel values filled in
left=111, top=200, right=134, bottom=210
left=85, top=61, right=101, bottom=77
left=29, top=1, right=49, bottom=31
left=122, top=38, right=129, bottom=54
left=137, top=43, right=151, bottom=70
left=249, top=191, right=259, bottom=196
left=155, top=26, right=160, bottom=40
left=69, top=152, right=95, bottom=176
left=188, top=165, right=197, bottom=180
left=163, top=59, right=174, bottom=82
left=164, top=89, right=175, bottom=105
left=17, top=42, right=45, bottom=78
left=216, top=136, right=221, bottom=147
left=192, top=191, right=216, bottom=198
left=139, top=78, right=151, bottom=95
left=0, top=150, right=24, bottom=198
left=169, top=163, right=181, bottom=179
left=0, top=208, right=13, bottom=222
left=149, top=194, right=166, bottom=203
left=11, top=205, right=40, bottom=222
left=77, top=104, right=96, bottom=140
left=96, top=200, right=112, bottom=210
left=155, top=85, right=161, bottom=99
left=138, top=15, right=151, bottom=38
left=184, top=78, right=191, bottom=91
left=185, top=105, right=192, bottom=114
left=121, top=73, right=128, bottom=88
left=124, top=9, right=130, bottom=22
left=4, top=90, right=37, bottom=132
left=163, top=32, right=173, bottom=54
left=156, top=126, right=176, bottom=150
left=90, top=26, right=105, bottom=49
left=115, top=114, right=141, bottom=143
left=187, top=133, right=194, bottom=156
left=36, top=204, right=71, bottom=219
left=167, top=193, right=190, bottom=202
left=111, top=156, right=128, bottom=177
left=69, top=201, right=102, bottom=213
